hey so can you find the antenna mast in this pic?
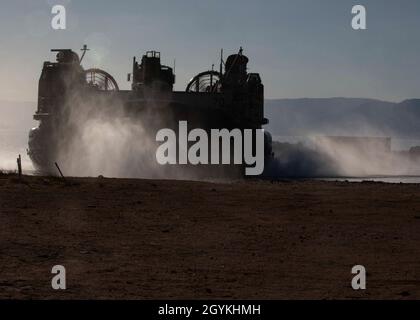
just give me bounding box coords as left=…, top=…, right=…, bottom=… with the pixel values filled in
left=80, top=44, right=90, bottom=63
left=219, top=48, right=224, bottom=75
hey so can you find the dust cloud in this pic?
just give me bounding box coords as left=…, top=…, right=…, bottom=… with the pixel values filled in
left=3, top=97, right=420, bottom=180
left=52, top=92, right=185, bottom=179
left=265, top=135, right=420, bottom=179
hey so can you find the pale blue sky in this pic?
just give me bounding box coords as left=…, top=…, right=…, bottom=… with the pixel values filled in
left=1, top=0, right=420, bottom=101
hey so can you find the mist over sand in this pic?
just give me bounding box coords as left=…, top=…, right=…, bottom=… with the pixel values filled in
left=46, top=90, right=192, bottom=179
left=2, top=98, right=420, bottom=179
left=263, top=98, right=420, bottom=178
left=267, top=137, right=420, bottom=178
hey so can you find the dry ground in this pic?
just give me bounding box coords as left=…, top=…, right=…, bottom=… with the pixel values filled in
left=0, top=174, right=419, bottom=299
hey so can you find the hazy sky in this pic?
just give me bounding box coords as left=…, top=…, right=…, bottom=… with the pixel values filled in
left=1, top=0, right=420, bottom=102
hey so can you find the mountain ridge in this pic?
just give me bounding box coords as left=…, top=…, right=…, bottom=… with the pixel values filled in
left=265, top=97, right=420, bottom=139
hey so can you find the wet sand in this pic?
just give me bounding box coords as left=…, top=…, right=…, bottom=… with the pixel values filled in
left=0, top=174, right=419, bottom=299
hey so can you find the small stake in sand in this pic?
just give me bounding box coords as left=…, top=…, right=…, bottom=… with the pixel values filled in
left=17, top=154, right=22, bottom=178
left=55, top=162, right=65, bottom=180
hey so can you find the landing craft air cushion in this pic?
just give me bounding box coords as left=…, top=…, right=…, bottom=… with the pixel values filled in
left=28, top=46, right=273, bottom=178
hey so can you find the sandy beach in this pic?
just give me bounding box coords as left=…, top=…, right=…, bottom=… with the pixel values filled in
left=0, top=173, right=419, bottom=299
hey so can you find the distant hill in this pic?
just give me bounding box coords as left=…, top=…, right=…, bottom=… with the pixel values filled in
left=265, top=98, right=420, bottom=139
